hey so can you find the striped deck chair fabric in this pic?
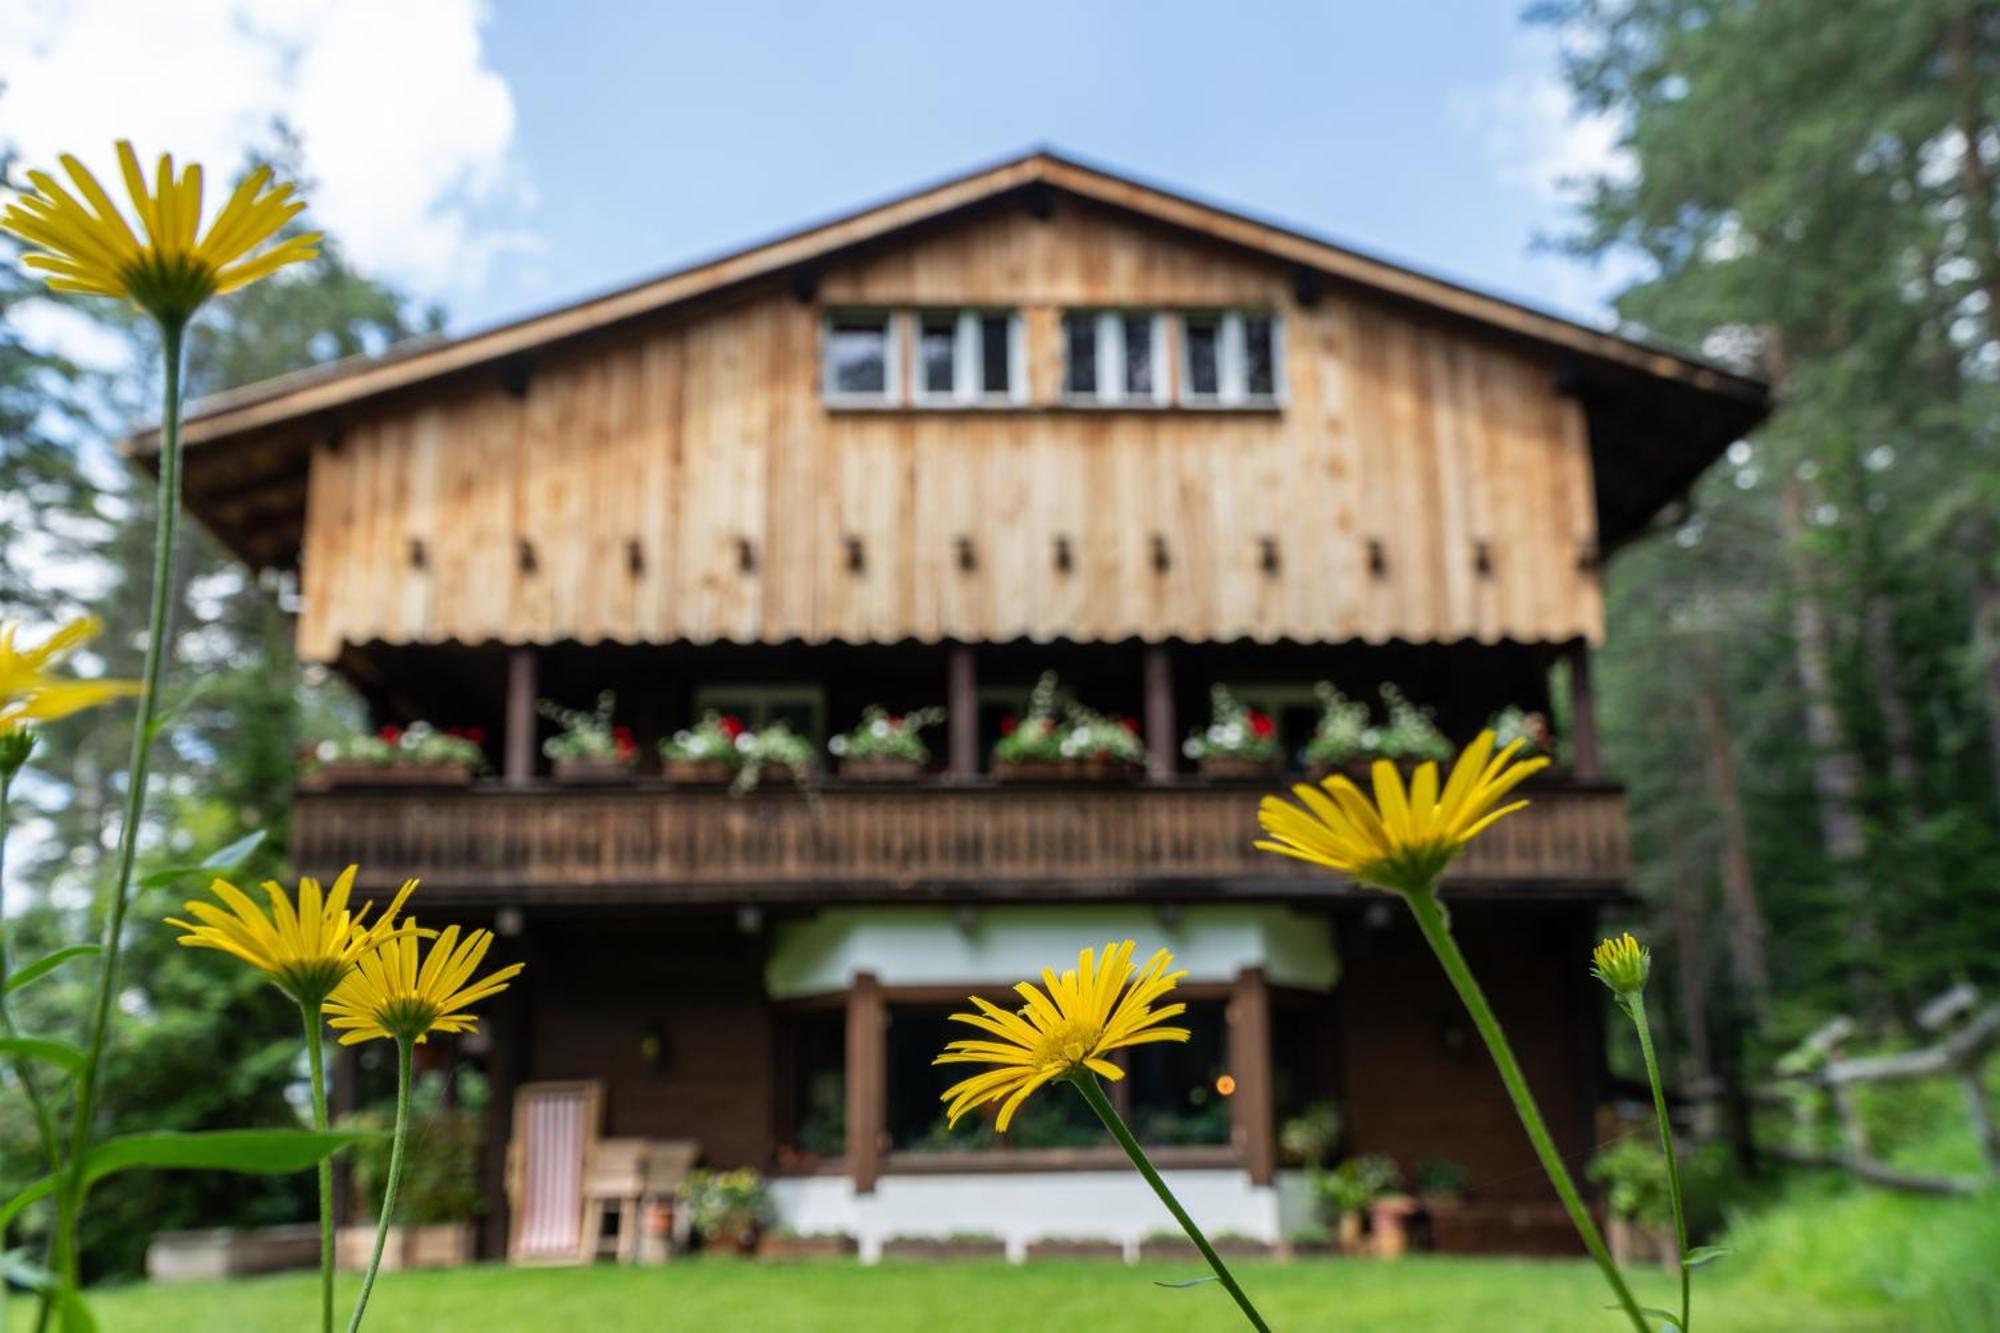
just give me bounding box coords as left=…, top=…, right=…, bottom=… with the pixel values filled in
left=507, top=1080, right=604, bottom=1264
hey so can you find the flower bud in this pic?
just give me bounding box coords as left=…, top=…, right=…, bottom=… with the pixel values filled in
left=1590, top=932, right=1650, bottom=997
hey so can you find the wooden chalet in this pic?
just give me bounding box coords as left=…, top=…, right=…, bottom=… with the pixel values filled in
left=137, top=151, right=1769, bottom=1259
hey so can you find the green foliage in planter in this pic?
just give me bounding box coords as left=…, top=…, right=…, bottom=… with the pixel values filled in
left=1488, top=705, right=1553, bottom=760
left=829, top=705, right=944, bottom=764
left=677, top=1167, right=774, bottom=1242
left=1414, top=1155, right=1469, bottom=1198
left=1303, top=682, right=1451, bottom=768
left=659, top=711, right=746, bottom=766
left=1182, top=685, right=1278, bottom=763
left=732, top=721, right=817, bottom=794
left=991, top=671, right=1144, bottom=767
left=1308, top=1153, right=1401, bottom=1220
left=341, top=1070, right=485, bottom=1225
left=1279, top=1100, right=1343, bottom=1167
left=1302, top=683, right=1372, bottom=768
left=312, top=721, right=485, bottom=769
left=538, top=690, right=637, bottom=762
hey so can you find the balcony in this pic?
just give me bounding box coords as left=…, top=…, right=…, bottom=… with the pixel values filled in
left=292, top=777, right=1629, bottom=906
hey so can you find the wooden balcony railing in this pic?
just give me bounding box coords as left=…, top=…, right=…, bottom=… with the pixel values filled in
left=291, top=777, right=1629, bottom=905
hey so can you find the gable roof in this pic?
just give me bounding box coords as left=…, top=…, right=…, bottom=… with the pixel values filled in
left=134, top=147, right=1766, bottom=451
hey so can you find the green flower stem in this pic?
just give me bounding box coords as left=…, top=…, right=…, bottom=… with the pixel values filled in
left=347, top=1037, right=412, bottom=1333
left=1403, top=887, right=1649, bottom=1333
left=1629, top=993, right=1690, bottom=1332
left=55, top=316, right=187, bottom=1292
left=1072, top=1072, right=1272, bottom=1333
left=301, top=1000, right=335, bottom=1333
left=0, top=771, right=64, bottom=1173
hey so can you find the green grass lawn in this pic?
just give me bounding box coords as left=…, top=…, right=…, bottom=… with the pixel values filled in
left=4, top=1254, right=1946, bottom=1333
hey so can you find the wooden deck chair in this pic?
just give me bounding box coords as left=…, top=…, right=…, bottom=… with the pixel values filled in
left=506, top=1080, right=604, bottom=1264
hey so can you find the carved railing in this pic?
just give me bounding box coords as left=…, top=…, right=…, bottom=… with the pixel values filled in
left=292, top=778, right=1629, bottom=903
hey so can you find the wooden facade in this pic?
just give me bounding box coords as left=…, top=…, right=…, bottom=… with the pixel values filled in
left=148, top=153, right=1767, bottom=1259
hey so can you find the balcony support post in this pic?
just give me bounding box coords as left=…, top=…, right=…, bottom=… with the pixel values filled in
left=947, top=646, right=978, bottom=781
left=1143, top=645, right=1176, bottom=782
left=504, top=646, right=538, bottom=785
left=1229, top=966, right=1277, bottom=1186
left=1567, top=640, right=1603, bottom=781
left=846, top=971, right=886, bottom=1194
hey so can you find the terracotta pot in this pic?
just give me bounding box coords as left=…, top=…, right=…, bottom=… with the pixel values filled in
left=552, top=756, right=635, bottom=785
left=1198, top=756, right=1279, bottom=782
left=839, top=757, right=925, bottom=783
left=304, top=761, right=474, bottom=790
left=1368, top=1193, right=1418, bottom=1258
left=661, top=758, right=738, bottom=787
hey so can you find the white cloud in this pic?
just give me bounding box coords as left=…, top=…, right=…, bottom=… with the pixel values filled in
left=1450, top=34, right=1631, bottom=210
left=0, top=0, right=533, bottom=306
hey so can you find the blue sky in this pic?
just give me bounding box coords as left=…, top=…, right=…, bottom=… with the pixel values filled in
left=469, top=1, right=1626, bottom=333
left=7, top=0, right=1629, bottom=344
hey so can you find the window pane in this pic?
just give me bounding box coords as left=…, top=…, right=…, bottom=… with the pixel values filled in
left=1122, top=315, right=1154, bottom=398
left=1243, top=316, right=1276, bottom=397
left=1128, top=1000, right=1231, bottom=1146
left=780, top=1010, right=845, bottom=1162
left=1184, top=318, right=1220, bottom=398
left=1063, top=313, right=1097, bottom=396
left=767, top=699, right=817, bottom=740
left=979, top=315, right=1011, bottom=396
left=828, top=317, right=888, bottom=395
left=919, top=316, right=956, bottom=396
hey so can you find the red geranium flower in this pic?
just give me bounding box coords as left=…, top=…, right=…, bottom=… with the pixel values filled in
left=1248, top=711, right=1275, bottom=738
left=999, top=716, right=1018, bottom=735
left=466, top=726, right=486, bottom=744
left=1122, top=717, right=1140, bottom=734
left=378, top=725, right=401, bottom=743
left=615, top=736, right=637, bottom=759
left=612, top=725, right=634, bottom=741
left=719, top=716, right=744, bottom=739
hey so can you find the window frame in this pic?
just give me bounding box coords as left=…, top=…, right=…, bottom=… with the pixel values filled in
left=820, top=308, right=902, bottom=407
left=1177, top=310, right=1285, bottom=409
left=1061, top=309, right=1169, bottom=408
left=908, top=308, right=1025, bottom=408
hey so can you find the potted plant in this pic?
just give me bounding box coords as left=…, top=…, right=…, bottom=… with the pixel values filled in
left=991, top=672, right=1145, bottom=782
left=829, top=705, right=944, bottom=781
left=1308, top=1153, right=1399, bottom=1255
left=1304, top=683, right=1450, bottom=779
left=731, top=721, right=817, bottom=795
left=304, top=721, right=485, bottom=789
left=1278, top=1100, right=1343, bottom=1169
left=539, top=691, right=638, bottom=783
left=678, top=1167, right=773, bottom=1254
left=659, top=711, right=745, bottom=786
left=1588, top=1138, right=1678, bottom=1271
left=336, top=1083, right=482, bottom=1272
left=1488, top=705, right=1555, bottom=765
left=1184, top=685, right=1279, bottom=780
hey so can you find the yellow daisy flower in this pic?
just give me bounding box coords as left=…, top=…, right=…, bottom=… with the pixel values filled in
left=935, top=940, right=1190, bottom=1132
left=1254, top=729, right=1549, bottom=896
left=1, top=141, right=319, bottom=324
left=324, top=921, right=523, bottom=1046
left=166, top=867, right=419, bottom=1005
left=1590, top=932, right=1651, bottom=996
left=0, top=615, right=139, bottom=734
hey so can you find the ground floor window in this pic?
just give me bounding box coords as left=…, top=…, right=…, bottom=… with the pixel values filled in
left=775, top=1007, right=845, bottom=1166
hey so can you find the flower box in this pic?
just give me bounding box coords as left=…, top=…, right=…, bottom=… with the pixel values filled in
left=662, top=759, right=738, bottom=787
left=839, top=756, right=925, bottom=783
left=879, top=1234, right=1008, bottom=1262
left=1024, top=1237, right=1123, bottom=1261
left=146, top=1223, right=320, bottom=1283
left=757, top=1232, right=858, bottom=1262
left=1198, top=756, right=1279, bottom=782
left=1138, top=1233, right=1271, bottom=1262
left=552, top=756, right=636, bottom=785
left=992, top=758, right=1141, bottom=784
left=335, top=1221, right=473, bottom=1273
left=303, top=761, right=475, bottom=791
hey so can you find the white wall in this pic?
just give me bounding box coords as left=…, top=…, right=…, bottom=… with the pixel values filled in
left=770, top=1169, right=1312, bottom=1263
left=765, top=904, right=1338, bottom=999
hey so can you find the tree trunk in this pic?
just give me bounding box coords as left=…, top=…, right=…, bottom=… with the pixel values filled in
left=1694, top=636, right=1772, bottom=1018
left=1861, top=594, right=1923, bottom=816
left=1778, top=473, right=1877, bottom=985
left=1976, top=570, right=2000, bottom=815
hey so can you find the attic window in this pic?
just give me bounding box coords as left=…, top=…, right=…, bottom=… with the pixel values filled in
left=822, top=310, right=899, bottom=404
left=1062, top=310, right=1167, bottom=406
left=913, top=310, right=1024, bottom=406
left=1180, top=311, right=1284, bottom=408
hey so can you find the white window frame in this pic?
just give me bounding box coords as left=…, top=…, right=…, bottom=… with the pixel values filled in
left=1061, top=309, right=1169, bottom=407
left=910, top=308, right=1025, bottom=407
left=821, top=309, right=901, bottom=407
left=1178, top=310, right=1285, bottom=409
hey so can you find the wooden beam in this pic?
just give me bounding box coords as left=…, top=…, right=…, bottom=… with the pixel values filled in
left=1230, top=967, right=1276, bottom=1187
left=1567, top=641, right=1603, bottom=781
left=1143, top=646, right=1175, bottom=782
left=846, top=972, right=886, bottom=1195
left=504, top=648, right=538, bottom=785
left=947, top=647, right=977, bottom=781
